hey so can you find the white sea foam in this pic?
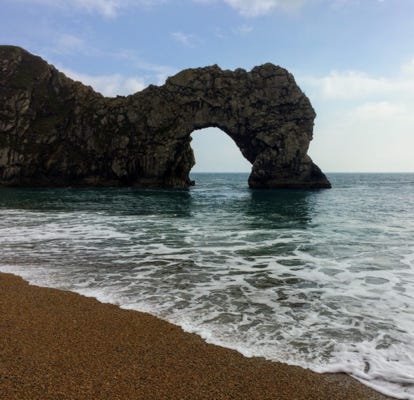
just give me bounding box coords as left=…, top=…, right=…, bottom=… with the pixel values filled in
left=318, top=336, right=414, bottom=400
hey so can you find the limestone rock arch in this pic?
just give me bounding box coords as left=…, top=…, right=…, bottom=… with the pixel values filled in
left=0, top=46, right=330, bottom=188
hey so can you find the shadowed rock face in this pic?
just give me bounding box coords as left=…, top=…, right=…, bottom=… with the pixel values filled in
left=0, top=45, right=331, bottom=188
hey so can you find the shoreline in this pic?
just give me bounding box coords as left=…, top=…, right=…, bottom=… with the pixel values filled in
left=0, top=272, right=394, bottom=400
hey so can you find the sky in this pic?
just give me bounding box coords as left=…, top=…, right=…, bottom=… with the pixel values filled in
left=1, top=0, right=414, bottom=172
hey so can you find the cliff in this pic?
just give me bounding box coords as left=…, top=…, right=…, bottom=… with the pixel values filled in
left=0, top=45, right=330, bottom=188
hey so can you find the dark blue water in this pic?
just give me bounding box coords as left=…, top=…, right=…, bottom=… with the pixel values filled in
left=0, top=173, right=413, bottom=399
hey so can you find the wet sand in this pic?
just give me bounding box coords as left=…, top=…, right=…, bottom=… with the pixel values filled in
left=0, top=272, right=393, bottom=400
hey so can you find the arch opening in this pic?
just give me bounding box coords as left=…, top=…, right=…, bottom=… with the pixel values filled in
left=189, top=127, right=251, bottom=180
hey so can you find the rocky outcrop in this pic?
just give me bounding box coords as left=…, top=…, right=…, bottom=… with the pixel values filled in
left=0, top=45, right=330, bottom=188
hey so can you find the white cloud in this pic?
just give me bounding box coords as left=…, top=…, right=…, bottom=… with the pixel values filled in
left=302, top=68, right=414, bottom=101
left=12, top=0, right=164, bottom=17
left=196, top=0, right=387, bottom=17
left=12, top=0, right=120, bottom=17
left=193, top=0, right=304, bottom=16
left=213, top=27, right=227, bottom=39
left=74, top=0, right=122, bottom=17
left=171, top=32, right=197, bottom=47
left=54, top=34, right=86, bottom=54
left=301, top=62, right=414, bottom=172
left=49, top=46, right=175, bottom=87
left=304, top=71, right=389, bottom=100
left=135, top=61, right=176, bottom=85
left=233, top=24, right=253, bottom=35
left=401, top=57, right=414, bottom=76
left=60, top=67, right=146, bottom=96
left=114, top=49, right=177, bottom=84
left=332, top=0, right=386, bottom=8
left=221, top=0, right=305, bottom=17
left=352, top=101, right=407, bottom=121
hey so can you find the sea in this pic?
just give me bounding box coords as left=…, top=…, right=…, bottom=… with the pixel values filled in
left=0, top=173, right=413, bottom=399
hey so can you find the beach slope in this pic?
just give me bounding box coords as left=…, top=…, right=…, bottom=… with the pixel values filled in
left=0, top=272, right=392, bottom=400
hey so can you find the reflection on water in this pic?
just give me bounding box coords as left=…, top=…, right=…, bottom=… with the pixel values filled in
left=0, top=187, right=194, bottom=217
left=0, top=174, right=316, bottom=231
left=247, top=189, right=314, bottom=228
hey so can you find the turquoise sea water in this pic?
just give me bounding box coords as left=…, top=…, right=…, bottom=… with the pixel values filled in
left=0, top=173, right=413, bottom=399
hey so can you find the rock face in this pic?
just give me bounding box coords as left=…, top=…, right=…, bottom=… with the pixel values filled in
left=0, top=45, right=330, bottom=188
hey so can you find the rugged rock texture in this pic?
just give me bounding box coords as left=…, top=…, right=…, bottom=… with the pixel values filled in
left=0, top=45, right=330, bottom=188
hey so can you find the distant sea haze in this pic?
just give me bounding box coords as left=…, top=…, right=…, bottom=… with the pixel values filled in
left=0, top=173, right=413, bottom=399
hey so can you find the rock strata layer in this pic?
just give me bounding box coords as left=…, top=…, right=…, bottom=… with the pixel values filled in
left=0, top=45, right=330, bottom=188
